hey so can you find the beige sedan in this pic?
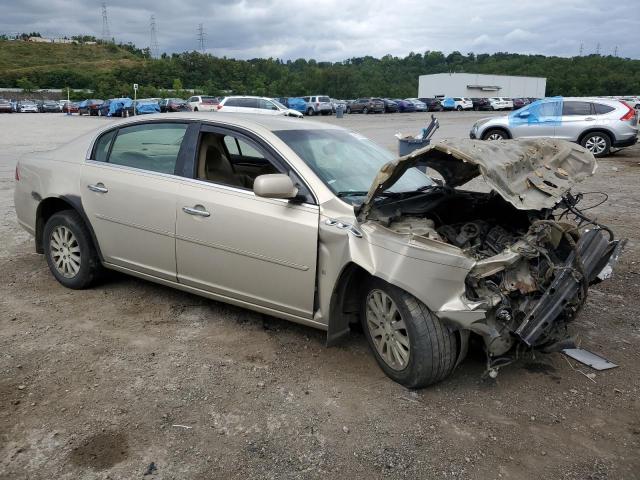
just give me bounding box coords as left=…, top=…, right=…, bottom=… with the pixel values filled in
left=14, top=113, right=624, bottom=387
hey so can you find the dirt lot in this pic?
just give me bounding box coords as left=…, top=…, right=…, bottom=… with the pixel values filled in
left=1, top=112, right=639, bottom=480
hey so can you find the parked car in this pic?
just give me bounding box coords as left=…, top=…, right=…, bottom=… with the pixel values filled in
left=488, top=97, right=513, bottom=110
left=39, top=100, right=62, bottom=113
left=346, top=98, right=385, bottom=114
left=405, top=99, right=427, bottom=112
left=393, top=99, right=416, bottom=113
left=301, top=95, right=333, bottom=116
left=0, top=98, right=13, bottom=113
left=331, top=99, right=348, bottom=113
left=285, top=97, right=308, bottom=114
left=159, top=98, right=191, bottom=113
left=61, top=101, right=79, bottom=114
left=512, top=98, right=530, bottom=110
left=78, top=99, right=104, bottom=116
left=99, top=98, right=135, bottom=117
left=217, top=96, right=303, bottom=118
left=418, top=98, right=443, bottom=112
left=440, top=97, right=473, bottom=111
left=135, top=99, right=161, bottom=115
left=14, top=113, right=624, bottom=388
left=470, top=98, right=492, bottom=111
left=470, top=97, right=638, bottom=157
left=381, top=98, right=398, bottom=113
left=18, top=100, right=39, bottom=113
left=620, top=97, right=640, bottom=109
left=187, top=95, right=219, bottom=112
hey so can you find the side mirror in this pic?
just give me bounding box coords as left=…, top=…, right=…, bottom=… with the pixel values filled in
left=518, top=110, right=531, bottom=118
left=253, top=174, right=299, bottom=199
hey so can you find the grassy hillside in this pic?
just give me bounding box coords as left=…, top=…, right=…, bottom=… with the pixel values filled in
left=0, top=40, right=142, bottom=74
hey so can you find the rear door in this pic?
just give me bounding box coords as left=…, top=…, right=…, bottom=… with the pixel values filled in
left=174, top=124, right=319, bottom=318
left=556, top=101, right=596, bottom=141
left=81, top=121, right=193, bottom=280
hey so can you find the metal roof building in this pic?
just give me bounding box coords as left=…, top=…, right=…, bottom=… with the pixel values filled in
left=418, top=73, right=546, bottom=98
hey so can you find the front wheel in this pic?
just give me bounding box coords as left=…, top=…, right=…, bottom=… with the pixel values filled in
left=363, top=107, right=369, bottom=114
left=43, top=210, right=102, bottom=289
left=581, top=131, right=611, bottom=157
left=456, top=105, right=463, bottom=111
left=482, top=129, right=507, bottom=141
left=306, top=108, right=314, bottom=116
left=361, top=278, right=459, bottom=388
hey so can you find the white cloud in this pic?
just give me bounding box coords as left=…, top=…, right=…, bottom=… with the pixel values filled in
left=0, top=0, right=638, bottom=60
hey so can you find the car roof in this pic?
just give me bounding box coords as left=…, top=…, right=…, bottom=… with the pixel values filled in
left=101, top=112, right=344, bottom=132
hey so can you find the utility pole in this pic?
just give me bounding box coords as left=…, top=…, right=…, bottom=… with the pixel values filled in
left=614, top=45, right=618, bottom=57
left=596, top=42, right=601, bottom=56
left=579, top=42, right=583, bottom=56
left=197, top=24, right=206, bottom=53
left=101, top=3, right=111, bottom=42
left=149, top=15, right=159, bottom=58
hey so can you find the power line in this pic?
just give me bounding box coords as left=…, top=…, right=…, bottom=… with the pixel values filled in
left=197, top=23, right=206, bottom=53
left=149, top=15, right=159, bottom=58
left=101, top=2, right=111, bottom=42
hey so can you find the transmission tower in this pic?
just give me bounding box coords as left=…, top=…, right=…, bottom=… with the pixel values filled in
left=149, top=15, right=160, bottom=58
left=101, top=2, right=111, bottom=42
left=614, top=45, right=618, bottom=57
left=595, top=42, right=601, bottom=56
left=197, top=24, right=206, bottom=53
left=579, top=42, right=583, bottom=56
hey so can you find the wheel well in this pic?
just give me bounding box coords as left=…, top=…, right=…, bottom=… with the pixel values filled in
left=326, top=263, right=371, bottom=346
left=483, top=127, right=511, bottom=139
left=35, top=198, right=78, bottom=253
left=578, top=129, right=614, bottom=144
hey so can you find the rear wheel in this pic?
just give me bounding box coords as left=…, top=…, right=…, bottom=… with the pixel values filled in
left=581, top=131, right=611, bottom=157
left=363, top=107, right=369, bottom=114
left=43, top=210, right=101, bottom=290
left=361, top=278, right=459, bottom=388
left=306, top=108, right=314, bottom=116
left=482, top=129, right=508, bottom=141
left=456, top=105, right=463, bottom=111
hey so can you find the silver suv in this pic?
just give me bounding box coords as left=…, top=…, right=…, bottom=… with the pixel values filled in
left=302, top=95, right=333, bottom=116
left=470, top=97, right=638, bottom=157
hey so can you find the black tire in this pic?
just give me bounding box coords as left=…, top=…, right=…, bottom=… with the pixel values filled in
left=346, top=107, right=351, bottom=114
left=360, top=277, right=458, bottom=388
left=306, top=108, right=314, bottom=116
left=482, top=128, right=508, bottom=141
left=456, top=105, right=463, bottom=111
left=363, top=107, right=369, bottom=114
left=193, top=107, right=199, bottom=112
left=43, top=210, right=102, bottom=289
left=580, top=131, right=611, bottom=157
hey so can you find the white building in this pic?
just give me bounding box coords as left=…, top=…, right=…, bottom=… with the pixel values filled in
left=418, top=73, right=546, bottom=98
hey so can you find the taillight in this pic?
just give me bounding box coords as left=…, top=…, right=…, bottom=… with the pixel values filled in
left=15, top=164, right=20, bottom=181
left=315, top=102, right=319, bottom=106
left=216, top=104, right=223, bottom=110
left=620, top=103, right=635, bottom=121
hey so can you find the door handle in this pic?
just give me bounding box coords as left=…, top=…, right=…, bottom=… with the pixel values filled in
left=87, top=183, right=108, bottom=193
left=182, top=206, right=210, bottom=217
left=585, top=117, right=596, bottom=121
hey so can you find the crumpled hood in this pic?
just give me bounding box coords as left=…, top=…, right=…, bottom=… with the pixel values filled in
left=359, top=138, right=596, bottom=220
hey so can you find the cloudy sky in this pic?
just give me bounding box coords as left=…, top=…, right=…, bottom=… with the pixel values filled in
left=1, top=0, right=638, bottom=60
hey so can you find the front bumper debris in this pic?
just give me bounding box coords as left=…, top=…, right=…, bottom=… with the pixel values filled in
left=515, top=229, right=625, bottom=345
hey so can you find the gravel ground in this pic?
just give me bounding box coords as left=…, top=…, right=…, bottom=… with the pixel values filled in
left=0, top=112, right=639, bottom=480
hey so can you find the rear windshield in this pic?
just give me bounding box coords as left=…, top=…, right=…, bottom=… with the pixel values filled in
left=318, top=96, right=331, bottom=102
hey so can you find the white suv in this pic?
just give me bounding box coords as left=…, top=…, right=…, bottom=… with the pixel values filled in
left=489, top=97, right=513, bottom=110
left=216, top=96, right=303, bottom=118
left=187, top=95, right=219, bottom=112
left=301, top=95, right=333, bottom=116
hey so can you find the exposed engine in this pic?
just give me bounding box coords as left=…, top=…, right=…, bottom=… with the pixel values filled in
left=377, top=188, right=622, bottom=362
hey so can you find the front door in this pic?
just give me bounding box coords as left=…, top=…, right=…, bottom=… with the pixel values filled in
left=81, top=122, right=190, bottom=280
left=174, top=126, right=319, bottom=318
left=509, top=98, right=561, bottom=138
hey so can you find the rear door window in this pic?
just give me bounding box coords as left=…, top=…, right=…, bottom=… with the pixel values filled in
left=92, top=129, right=117, bottom=162
left=562, top=101, right=592, bottom=116
left=108, top=123, right=188, bottom=174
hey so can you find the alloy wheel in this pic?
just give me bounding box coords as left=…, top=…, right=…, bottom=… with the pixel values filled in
left=365, top=289, right=410, bottom=370
left=488, top=133, right=504, bottom=140
left=585, top=135, right=607, bottom=155
left=50, top=226, right=81, bottom=278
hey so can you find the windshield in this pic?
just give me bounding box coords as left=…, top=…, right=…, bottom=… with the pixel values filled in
left=272, top=99, right=287, bottom=109
left=274, top=129, right=434, bottom=201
